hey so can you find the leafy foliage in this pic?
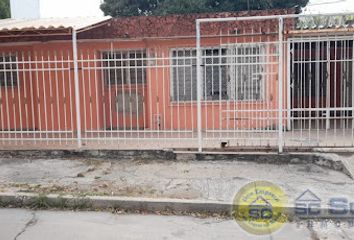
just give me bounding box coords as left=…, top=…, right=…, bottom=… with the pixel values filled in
left=0, top=0, right=10, bottom=19
left=100, top=0, right=158, bottom=16
left=100, top=0, right=309, bottom=17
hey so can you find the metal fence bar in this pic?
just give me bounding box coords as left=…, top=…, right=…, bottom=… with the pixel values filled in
left=278, top=17, right=284, bottom=153
left=72, top=29, right=82, bottom=148
left=196, top=20, right=203, bottom=153
left=352, top=33, right=354, bottom=141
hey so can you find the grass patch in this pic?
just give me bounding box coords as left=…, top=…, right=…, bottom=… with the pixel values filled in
left=71, top=198, right=92, bottom=210
left=30, top=194, right=51, bottom=209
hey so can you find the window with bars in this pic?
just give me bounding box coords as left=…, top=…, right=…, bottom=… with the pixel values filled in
left=171, top=45, right=265, bottom=102
left=0, top=54, right=18, bottom=87
left=171, top=49, right=197, bottom=101
left=102, top=50, right=146, bottom=85
left=229, top=44, right=265, bottom=101
left=170, top=48, right=228, bottom=102
left=204, top=49, right=228, bottom=100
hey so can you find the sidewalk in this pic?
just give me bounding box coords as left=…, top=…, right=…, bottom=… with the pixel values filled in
left=0, top=152, right=353, bottom=209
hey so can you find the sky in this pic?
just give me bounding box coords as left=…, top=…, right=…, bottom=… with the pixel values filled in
left=48, top=0, right=354, bottom=17
left=41, top=0, right=104, bottom=18
left=10, top=0, right=354, bottom=19
left=302, top=0, right=354, bottom=14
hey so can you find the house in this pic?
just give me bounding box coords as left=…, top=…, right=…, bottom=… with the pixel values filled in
left=0, top=9, right=352, bottom=150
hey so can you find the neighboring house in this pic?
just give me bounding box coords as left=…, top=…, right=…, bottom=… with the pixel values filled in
left=0, top=9, right=352, bottom=149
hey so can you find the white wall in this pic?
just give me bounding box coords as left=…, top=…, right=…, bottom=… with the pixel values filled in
left=10, top=0, right=103, bottom=19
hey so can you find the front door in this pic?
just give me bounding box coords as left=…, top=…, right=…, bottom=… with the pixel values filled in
left=290, top=38, right=353, bottom=130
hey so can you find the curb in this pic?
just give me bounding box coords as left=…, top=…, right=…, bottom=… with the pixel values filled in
left=0, top=149, right=351, bottom=176
left=0, top=192, right=231, bottom=216
left=0, top=150, right=177, bottom=161
left=1, top=192, right=353, bottom=220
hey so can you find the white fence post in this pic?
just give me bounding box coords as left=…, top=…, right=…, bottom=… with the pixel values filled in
left=72, top=29, right=82, bottom=148
left=278, top=17, right=284, bottom=153
left=352, top=34, right=354, bottom=137
left=286, top=41, right=292, bottom=131
left=196, top=20, right=203, bottom=153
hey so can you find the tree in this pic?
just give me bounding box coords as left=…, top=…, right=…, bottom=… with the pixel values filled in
left=100, top=0, right=309, bottom=17
left=0, top=0, right=10, bottom=19
left=210, top=0, right=309, bottom=12
left=100, top=0, right=158, bottom=17
left=153, top=0, right=210, bottom=16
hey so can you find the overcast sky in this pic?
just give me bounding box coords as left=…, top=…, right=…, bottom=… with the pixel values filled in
left=49, top=0, right=353, bottom=17
left=41, top=0, right=103, bottom=18
left=12, top=0, right=354, bottom=18
left=302, top=0, right=354, bottom=14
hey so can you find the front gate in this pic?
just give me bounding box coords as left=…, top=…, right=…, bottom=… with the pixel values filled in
left=196, top=15, right=354, bottom=151
left=288, top=37, right=353, bottom=147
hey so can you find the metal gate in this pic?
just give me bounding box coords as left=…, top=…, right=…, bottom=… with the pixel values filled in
left=196, top=16, right=285, bottom=151
left=287, top=36, right=353, bottom=147
left=196, top=14, right=354, bottom=152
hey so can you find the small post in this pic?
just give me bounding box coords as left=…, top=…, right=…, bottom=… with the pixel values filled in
left=196, top=20, right=203, bottom=153
left=72, top=29, right=82, bottom=148
left=286, top=41, right=292, bottom=131
left=352, top=34, right=354, bottom=137
left=326, top=40, right=331, bottom=130
left=278, top=17, right=284, bottom=153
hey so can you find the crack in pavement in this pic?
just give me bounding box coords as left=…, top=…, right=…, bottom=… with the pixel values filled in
left=308, top=226, right=320, bottom=240
left=14, top=211, right=38, bottom=240
left=341, top=229, right=352, bottom=240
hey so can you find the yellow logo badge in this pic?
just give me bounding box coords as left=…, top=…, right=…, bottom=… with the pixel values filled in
left=232, top=181, right=288, bottom=235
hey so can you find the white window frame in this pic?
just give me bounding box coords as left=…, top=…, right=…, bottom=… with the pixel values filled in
left=0, top=53, right=19, bottom=88
left=170, top=44, right=266, bottom=103
left=101, top=49, right=147, bottom=86
left=170, top=47, right=228, bottom=102
left=226, top=43, right=266, bottom=102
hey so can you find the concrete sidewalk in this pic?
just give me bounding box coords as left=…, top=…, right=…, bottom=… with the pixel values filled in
left=0, top=152, right=353, bottom=210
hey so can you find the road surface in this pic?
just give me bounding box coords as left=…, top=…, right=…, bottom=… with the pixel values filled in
left=0, top=209, right=353, bottom=240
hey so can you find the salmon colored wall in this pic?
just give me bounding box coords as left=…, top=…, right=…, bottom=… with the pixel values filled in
left=0, top=35, right=285, bottom=132
left=32, top=44, right=76, bottom=132
left=144, top=37, right=282, bottom=131
left=0, top=46, right=34, bottom=131
left=78, top=41, right=149, bottom=131
left=0, top=43, right=79, bottom=132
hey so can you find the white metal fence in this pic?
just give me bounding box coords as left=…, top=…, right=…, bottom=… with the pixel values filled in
left=0, top=50, right=77, bottom=143
left=0, top=14, right=353, bottom=151
left=196, top=14, right=354, bottom=152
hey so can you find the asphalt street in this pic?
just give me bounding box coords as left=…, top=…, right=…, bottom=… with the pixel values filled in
left=1, top=208, right=353, bottom=240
